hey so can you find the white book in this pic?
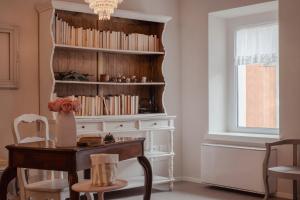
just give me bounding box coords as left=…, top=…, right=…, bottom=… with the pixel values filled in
left=135, top=96, right=139, bottom=114
left=77, top=27, right=83, bottom=46
left=99, top=31, right=103, bottom=48
left=131, top=96, right=135, bottom=115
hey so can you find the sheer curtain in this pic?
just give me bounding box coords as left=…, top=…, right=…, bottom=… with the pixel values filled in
left=235, top=23, right=279, bottom=66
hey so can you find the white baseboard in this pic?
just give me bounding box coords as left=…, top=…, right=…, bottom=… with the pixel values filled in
left=178, top=176, right=202, bottom=183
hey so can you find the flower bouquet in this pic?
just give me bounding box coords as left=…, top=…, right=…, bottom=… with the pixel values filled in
left=48, top=98, right=81, bottom=147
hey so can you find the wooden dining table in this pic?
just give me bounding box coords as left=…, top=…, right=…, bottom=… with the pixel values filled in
left=0, top=138, right=152, bottom=200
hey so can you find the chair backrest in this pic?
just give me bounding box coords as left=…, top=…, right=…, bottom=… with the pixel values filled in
left=12, top=114, right=62, bottom=189
left=13, top=114, right=49, bottom=144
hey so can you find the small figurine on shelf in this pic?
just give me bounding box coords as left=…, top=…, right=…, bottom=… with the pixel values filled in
left=125, top=78, right=131, bottom=83
left=104, top=133, right=116, bottom=144
left=55, top=71, right=91, bottom=81
left=100, top=74, right=110, bottom=82
left=141, top=76, right=147, bottom=83
left=131, top=76, right=137, bottom=83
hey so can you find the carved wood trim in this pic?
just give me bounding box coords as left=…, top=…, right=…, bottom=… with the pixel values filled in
left=0, top=24, right=19, bottom=89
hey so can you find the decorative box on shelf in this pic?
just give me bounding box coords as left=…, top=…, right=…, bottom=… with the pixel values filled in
left=37, top=0, right=175, bottom=190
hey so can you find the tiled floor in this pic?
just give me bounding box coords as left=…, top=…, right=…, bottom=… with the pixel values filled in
left=104, top=181, right=284, bottom=200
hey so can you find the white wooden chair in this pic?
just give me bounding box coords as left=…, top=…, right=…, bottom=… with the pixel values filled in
left=13, top=114, right=69, bottom=200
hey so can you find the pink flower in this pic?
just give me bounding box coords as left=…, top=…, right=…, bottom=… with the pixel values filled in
left=48, top=101, right=61, bottom=112
left=48, top=97, right=81, bottom=113
left=72, top=100, right=81, bottom=112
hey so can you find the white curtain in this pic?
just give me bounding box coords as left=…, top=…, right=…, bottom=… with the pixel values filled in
left=235, top=23, right=278, bottom=66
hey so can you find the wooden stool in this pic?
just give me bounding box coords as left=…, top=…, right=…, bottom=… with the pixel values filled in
left=72, top=179, right=127, bottom=200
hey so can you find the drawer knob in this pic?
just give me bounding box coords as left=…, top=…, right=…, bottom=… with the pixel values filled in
left=81, top=126, right=85, bottom=129
left=120, top=124, right=124, bottom=127
left=153, top=122, right=157, bottom=126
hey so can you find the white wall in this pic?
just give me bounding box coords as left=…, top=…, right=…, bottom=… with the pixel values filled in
left=181, top=0, right=300, bottom=196
left=0, top=0, right=182, bottom=178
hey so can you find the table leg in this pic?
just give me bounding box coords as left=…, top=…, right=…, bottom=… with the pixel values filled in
left=84, top=169, right=91, bottom=179
left=68, top=171, right=79, bottom=200
left=138, top=156, right=152, bottom=200
left=0, top=167, right=17, bottom=200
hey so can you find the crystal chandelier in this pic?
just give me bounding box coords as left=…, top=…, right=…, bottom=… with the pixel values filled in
left=85, top=0, right=123, bottom=20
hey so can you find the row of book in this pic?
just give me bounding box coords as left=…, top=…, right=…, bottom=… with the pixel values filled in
left=55, top=16, right=161, bottom=52
left=75, top=95, right=139, bottom=116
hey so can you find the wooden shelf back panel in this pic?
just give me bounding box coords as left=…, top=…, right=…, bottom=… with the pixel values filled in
left=98, top=85, right=165, bottom=113
left=56, top=10, right=161, bottom=35
left=55, top=10, right=164, bottom=52
left=52, top=9, right=166, bottom=114
left=54, top=84, right=97, bottom=97
left=53, top=48, right=98, bottom=81
left=98, top=53, right=164, bottom=82
left=56, top=10, right=98, bottom=30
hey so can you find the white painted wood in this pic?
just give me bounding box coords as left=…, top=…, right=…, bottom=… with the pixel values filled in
left=37, top=1, right=175, bottom=191
left=37, top=8, right=56, bottom=120
left=201, top=143, right=277, bottom=194
left=104, top=121, right=138, bottom=132
left=0, top=24, right=19, bottom=89
left=36, top=0, right=172, bottom=23
left=13, top=114, right=49, bottom=143
left=168, top=130, right=175, bottom=190
left=75, top=116, right=175, bottom=135
left=13, top=114, right=69, bottom=200
left=145, top=151, right=175, bottom=158
left=55, top=44, right=165, bottom=55
left=55, top=80, right=165, bottom=86
left=140, top=119, right=169, bottom=130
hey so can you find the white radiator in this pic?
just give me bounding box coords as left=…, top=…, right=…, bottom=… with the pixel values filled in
left=201, top=143, right=277, bottom=194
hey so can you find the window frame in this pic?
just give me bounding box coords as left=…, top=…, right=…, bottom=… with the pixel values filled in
left=229, top=22, right=279, bottom=135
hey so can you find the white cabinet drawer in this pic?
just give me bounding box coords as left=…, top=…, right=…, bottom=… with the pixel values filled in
left=141, top=119, right=169, bottom=129
left=77, top=122, right=102, bottom=134
left=104, top=121, right=137, bottom=132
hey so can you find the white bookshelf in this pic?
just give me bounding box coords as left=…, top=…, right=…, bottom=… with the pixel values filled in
left=37, top=0, right=175, bottom=192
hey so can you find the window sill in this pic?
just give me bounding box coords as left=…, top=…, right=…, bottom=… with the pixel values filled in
left=205, top=131, right=280, bottom=144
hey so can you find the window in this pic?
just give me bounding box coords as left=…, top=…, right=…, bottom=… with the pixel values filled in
left=208, top=1, right=279, bottom=137
left=235, top=24, right=279, bottom=133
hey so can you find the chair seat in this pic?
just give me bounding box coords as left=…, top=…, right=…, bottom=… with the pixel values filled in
left=72, top=179, right=127, bottom=193
left=268, top=166, right=300, bottom=179
left=25, top=179, right=69, bottom=193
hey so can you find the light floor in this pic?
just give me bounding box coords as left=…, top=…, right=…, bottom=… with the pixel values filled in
left=104, top=182, right=284, bottom=200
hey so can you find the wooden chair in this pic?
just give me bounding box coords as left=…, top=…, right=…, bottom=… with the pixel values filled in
left=13, top=114, right=69, bottom=200
left=263, top=139, right=300, bottom=200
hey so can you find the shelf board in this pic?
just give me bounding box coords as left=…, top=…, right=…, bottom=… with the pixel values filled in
left=55, top=80, right=165, bottom=86
left=145, top=151, right=175, bottom=158
left=119, top=175, right=174, bottom=190
left=55, top=44, right=165, bottom=55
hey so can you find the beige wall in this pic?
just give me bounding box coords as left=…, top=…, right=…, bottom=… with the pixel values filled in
left=180, top=0, right=300, bottom=196
left=0, top=0, right=182, bottom=177
left=1, top=0, right=300, bottom=196
left=0, top=0, right=48, bottom=158
left=180, top=0, right=272, bottom=181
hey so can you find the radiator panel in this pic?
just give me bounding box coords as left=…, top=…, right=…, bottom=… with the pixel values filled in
left=201, top=143, right=277, bottom=194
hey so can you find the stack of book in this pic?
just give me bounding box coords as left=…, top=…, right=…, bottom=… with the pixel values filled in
left=75, top=95, right=139, bottom=116
left=55, top=16, right=160, bottom=52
